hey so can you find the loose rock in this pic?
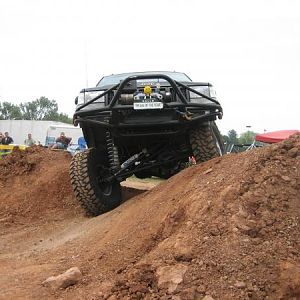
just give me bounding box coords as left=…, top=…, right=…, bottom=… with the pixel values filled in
left=288, top=147, right=298, bottom=158
left=156, top=264, right=188, bottom=293
left=234, top=281, right=246, bottom=289
left=42, top=267, right=82, bottom=290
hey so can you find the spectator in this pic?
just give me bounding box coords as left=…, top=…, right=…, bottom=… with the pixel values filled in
left=24, top=133, right=36, bottom=146
left=51, top=132, right=72, bottom=150
left=2, top=132, right=14, bottom=145
left=0, top=132, right=3, bottom=144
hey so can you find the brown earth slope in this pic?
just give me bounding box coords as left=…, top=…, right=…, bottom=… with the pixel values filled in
left=0, top=135, right=299, bottom=300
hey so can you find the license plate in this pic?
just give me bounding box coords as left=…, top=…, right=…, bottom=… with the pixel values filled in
left=133, top=102, right=163, bottom=110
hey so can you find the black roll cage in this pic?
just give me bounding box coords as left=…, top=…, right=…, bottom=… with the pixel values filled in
left=74, top=74, right=222, bottom=119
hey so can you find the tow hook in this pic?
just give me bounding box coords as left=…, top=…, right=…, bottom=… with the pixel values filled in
left=176, top=109, right=193, bottom=121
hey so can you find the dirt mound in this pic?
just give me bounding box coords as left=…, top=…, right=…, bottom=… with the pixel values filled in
left=0, top=147, right=155, bottom=226
left=0, top=146, right=82, bottom=224
left=70, top=134, right=298, bottom=300
left=0, top=134, right=299, bottom=300
left=0, top=145, right=42, bottom=179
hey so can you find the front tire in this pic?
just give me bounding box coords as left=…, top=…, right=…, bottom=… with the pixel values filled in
left=70, top=148, right=122, bottom=216
left=189, top=121, right=224, bottom=163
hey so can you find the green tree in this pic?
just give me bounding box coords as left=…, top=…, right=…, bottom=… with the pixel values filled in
left=0, top=97, right=72, bottom=123
left=227, top=129, right=239, bottom=145
left=55, top=112, right=72, bottom=124
left=238, top=131, right=256, bottom=145
left=0, top=101, right=22, bottom=119
left=20, top=97, right=59, bottom=120
left=222, top=134, right=229, bottom=144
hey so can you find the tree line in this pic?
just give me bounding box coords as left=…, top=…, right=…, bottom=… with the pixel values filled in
left=223, top=129, right=256, bottom=145
left=0, top=97, right=72, bottom=123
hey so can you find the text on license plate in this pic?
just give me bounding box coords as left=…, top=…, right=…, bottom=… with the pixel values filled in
left=133, top=102, right=163, bottom=110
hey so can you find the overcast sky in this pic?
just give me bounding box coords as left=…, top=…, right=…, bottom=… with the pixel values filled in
left=0, top=0, right=299, bottom=135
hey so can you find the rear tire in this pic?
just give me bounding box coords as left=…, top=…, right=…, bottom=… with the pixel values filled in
left=70, top=148, right=122, bottom=216
left=189, top=121, right=224, bottom=163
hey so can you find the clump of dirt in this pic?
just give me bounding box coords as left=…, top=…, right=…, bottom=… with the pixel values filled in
left=0, top=146, right=41, bottom=179
left=0, top=146, right=82, bottom=224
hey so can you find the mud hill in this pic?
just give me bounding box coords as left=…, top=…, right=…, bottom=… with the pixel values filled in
left=0, top=146, right=82, bottom=224
left=0, top=135, right=299, bottom=300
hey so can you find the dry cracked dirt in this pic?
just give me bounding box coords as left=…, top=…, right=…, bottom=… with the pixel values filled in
left=0, top=134, right=299, bottom=300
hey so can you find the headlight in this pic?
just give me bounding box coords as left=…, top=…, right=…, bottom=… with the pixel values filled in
left=209, top=86, right=217, bottom=99
left=189, top=86, right=210, bottom=99
left=84, top=90, right=105, bottom=103
left=189, top=86, right=213, bottom=104
left=189, top=86, right=217, bottom=104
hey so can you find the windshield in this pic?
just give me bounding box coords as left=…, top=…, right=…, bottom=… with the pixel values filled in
left=96, top=71, right=192, bottom=87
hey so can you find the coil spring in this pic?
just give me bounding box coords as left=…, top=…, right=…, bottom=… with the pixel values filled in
left=106, top=131, right=120, bottom=171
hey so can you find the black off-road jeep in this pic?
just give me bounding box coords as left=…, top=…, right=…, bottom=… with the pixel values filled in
left=70, top=71, right=224, bottom=216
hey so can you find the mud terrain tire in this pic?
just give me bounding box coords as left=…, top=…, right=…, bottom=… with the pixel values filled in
left=189, top=121, right=224, bottom=163
left=70, top=148, right=121, bottom=216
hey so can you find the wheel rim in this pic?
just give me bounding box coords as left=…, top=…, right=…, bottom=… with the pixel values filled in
left=99, top=181, right=112, bottom=196
left=96, top=166, right=113, bottom=196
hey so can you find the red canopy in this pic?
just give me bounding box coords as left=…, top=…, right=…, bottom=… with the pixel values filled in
left=255, top=130, right=299, bottom=144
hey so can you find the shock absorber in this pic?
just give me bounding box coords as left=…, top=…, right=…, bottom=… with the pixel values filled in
left=106, top=131, right=120, bottom=172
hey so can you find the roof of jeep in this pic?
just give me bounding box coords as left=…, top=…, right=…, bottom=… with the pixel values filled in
left=96, top=71, right=192, bottom=88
